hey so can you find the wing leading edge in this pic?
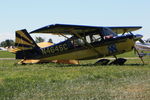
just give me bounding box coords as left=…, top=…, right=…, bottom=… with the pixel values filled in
left=109, top=26, right=142, bottom=34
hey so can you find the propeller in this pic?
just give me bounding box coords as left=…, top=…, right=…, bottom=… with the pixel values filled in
left=129, top=32, right=145, bottom=64
left=134, top=38, right=145, bottom=64
left=133, top=46, right=144, bottom=64
left=139, top=39, right=145, bottom=44
left=134, top=39, right=145, bottom=54
left=132, top=33, right=145, bottom=64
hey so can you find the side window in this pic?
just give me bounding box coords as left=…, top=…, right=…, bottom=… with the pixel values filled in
left=74, top=39, right=84, bottom=46
left=86, top=35, right=91, bottom=43
left=92, top=34, right=101, bottom=42
left=86, top=34, right=102, bottom=43
left=71, top=38, right=85, bottom=47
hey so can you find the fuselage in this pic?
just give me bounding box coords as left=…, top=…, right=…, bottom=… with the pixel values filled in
left=39, top=34, right=137, bottom=60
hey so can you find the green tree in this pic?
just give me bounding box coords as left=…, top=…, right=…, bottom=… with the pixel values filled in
left=35, top=37, right=45, bottom=43
left=0, top=39, right=15, bottom=47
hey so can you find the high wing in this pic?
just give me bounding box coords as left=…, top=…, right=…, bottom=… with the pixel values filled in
left=30, top=24, right=101, bottom=35
left=30, top=24, right=142, bottom=35
left=109, top=26, right=142, bottom=34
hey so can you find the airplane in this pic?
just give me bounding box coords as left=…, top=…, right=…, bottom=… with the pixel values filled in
left=12, top=24, right=144, bottom=65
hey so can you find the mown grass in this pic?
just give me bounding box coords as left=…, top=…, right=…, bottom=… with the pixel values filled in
left=0, top=50, right=149, bottom=58
left=0, top=58, right=150, bottom=100
left=118, top=50, right=150, bottom=58
left=117, top=50, right=136, bottom=57
left=0, top=51, right=15, bottom=58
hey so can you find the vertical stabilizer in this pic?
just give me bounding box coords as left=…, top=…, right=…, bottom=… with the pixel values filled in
left=15, top=29, right=38, bottom=50
left=15, top=29, right=40, bottom=59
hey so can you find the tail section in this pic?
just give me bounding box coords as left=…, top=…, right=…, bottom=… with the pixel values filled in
left=15, top=29, right=41, bottom=59
left=15, top=29, right=37, bottom=51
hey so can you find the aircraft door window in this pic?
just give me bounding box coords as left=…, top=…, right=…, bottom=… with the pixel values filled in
left=86, top=35, right=91, bottom=43
left=75, top=39, right=84, bottom=46
left=71, top=38, right=85, bottom=47
left=92, top=34, right=101, bottom=42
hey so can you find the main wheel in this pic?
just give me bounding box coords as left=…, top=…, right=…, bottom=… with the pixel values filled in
left=109, top=58, right=127, bottom=65
left=95, top=59, right=110, bottom=65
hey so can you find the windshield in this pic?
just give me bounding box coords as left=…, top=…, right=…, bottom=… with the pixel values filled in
left=102, top=28, right=117, bottom=36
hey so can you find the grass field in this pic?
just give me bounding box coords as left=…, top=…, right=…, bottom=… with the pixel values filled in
left=0, top=51, right=15, bottom=58
left=0, top=51, right=150, bottom=100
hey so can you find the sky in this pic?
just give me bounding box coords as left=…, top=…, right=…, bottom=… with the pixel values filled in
left=0, top=0, right=150, bottom=43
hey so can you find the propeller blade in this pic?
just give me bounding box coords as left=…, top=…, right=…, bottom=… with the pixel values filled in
left=134, top=47, right=144, bottom=64
left=133, top=48, right=136, bottom=54
left=139, top=39, right=145, bottom=44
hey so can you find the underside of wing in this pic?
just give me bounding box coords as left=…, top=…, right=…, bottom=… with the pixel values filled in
left=30, top=24, right=102, bottom=35
left=108, top=26, right=142, bottom=34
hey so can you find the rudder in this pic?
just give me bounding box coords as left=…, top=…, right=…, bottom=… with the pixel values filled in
left=15, top=29, right=41, bottom=59
left=15, top=29, right=38, bottom=51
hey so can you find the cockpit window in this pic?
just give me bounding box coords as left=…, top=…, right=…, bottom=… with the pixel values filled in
left=86, top=35, right=91, bottom=43
left=91, top=34, right=102, bottom=42
left=102, top=28, right=117, bottom=36
left=74, top=39, right=84, bottom=46
left=85, top=34, right=102, bottom=43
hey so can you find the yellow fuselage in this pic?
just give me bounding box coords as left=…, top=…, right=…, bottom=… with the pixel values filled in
left=42, top=38, right=134, bottom=60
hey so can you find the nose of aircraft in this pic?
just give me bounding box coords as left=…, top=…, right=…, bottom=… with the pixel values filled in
left=133, top=34, right=143, bottom=41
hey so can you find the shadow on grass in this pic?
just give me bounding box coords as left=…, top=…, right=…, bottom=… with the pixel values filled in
left=124, top=63, right=147, bottom=66
left=13, top=62, right=148, bottom=68
left=55, top=63, right=147, bottom=67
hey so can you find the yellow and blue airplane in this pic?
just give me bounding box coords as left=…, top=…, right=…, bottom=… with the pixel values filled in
left=12, top=24, right=143, bottom=65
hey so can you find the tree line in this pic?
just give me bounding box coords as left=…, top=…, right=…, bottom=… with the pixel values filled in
left=0, top=37, right=53, bottom=47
